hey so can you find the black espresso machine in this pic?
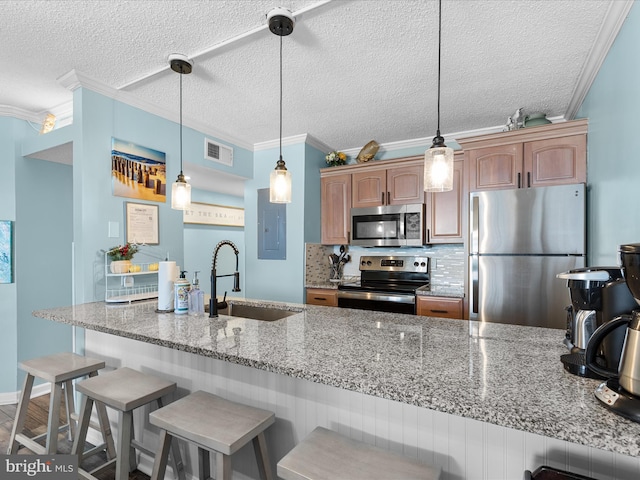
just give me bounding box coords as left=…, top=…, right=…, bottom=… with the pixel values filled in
left=557, top=266, right=636, bottom=378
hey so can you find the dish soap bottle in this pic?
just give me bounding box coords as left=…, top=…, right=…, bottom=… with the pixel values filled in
left=188, top=271, right=205, bottom=316
left=174, top=270, right=190, bottom=315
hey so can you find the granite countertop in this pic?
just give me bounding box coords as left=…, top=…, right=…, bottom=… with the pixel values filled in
left=33, top=299, right=640, bottom=457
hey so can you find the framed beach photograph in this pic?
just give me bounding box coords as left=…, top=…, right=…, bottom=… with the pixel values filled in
left=125, top=202, right=159, bottom=245
left=0, top=220, right=13, bottom=283
left=111, top=138, right=167, bottom=203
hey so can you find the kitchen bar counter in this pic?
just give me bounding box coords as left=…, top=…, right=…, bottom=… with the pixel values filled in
left=33, top=299, right=640, bottom=458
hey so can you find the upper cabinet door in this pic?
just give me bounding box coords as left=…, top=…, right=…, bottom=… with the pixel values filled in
left=387, top=164, right=424, bottom=205
left=524, top=134, right=586, bottom=188
left=468, top=144, right=523, bottom=192
left=321, top=173, right=352, bottom=245
left=352, top=169, right=386, bottom=208
left=426, top=158, right=464, bottom=243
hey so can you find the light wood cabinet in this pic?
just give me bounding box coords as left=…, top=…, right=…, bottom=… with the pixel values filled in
left=321, top=173, right=351, bottom=245
left=425, top=155, right=465, bottom=243
left=352, top=160, right=423, bottom=208
left=306, top=288, right=338, bottom=307
left=416, top=295, right=464, bottom=319
left=461, top=119, right=587, bottom=192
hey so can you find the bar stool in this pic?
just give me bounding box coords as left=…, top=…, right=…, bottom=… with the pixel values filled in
left=7, top=351, right=115, bottom=458
left=277, top=427, right=441, bottom=480
left=71, top=367, right=185, bottom=480
left=149, top=390, right=275, bottom=480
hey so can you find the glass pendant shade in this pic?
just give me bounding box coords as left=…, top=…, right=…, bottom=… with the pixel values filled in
left=171, top=175, right=192, bottom=210
left=270, top=160, right=292, bottom=203
left=424, top=143, right=454, bottom=192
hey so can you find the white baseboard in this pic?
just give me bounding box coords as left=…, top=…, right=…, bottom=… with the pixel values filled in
left=0, top=382, right=52, bottom=405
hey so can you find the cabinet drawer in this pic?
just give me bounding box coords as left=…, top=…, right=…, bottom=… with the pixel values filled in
left=416, top=296, right=463, bottom=319
left=306, top=288, right=338, bottom=307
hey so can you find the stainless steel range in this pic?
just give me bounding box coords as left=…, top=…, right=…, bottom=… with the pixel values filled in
left=337, top=255, right=430, bottom=314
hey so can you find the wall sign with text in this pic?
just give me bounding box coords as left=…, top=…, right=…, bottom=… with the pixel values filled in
left=183, top=202, right=244, bottom=227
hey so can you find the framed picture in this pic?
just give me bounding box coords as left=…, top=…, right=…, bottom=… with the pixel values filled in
left=125, top=202, right=159, bottom=244
left=183, top=202, right=245, bottom=227
left=0, top=220, right=13, bottom=283
left=111, top=137, right=167, bottom=203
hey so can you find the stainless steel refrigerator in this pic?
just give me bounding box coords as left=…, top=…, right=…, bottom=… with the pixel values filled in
left=469, top=183, right=586, bottom=329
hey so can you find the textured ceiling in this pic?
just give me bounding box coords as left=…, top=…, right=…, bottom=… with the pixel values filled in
left=0, top=0, right=625, bottom=152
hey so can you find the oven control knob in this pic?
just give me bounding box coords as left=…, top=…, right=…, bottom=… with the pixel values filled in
left=414, top=261, right=419, bottom=267
left=366, top=260, right=372, bottom=266
left=421, top=262, right=426, bottom=267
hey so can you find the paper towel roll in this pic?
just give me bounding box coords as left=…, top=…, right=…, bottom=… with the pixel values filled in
left=157, top=261, right=177, bottom=311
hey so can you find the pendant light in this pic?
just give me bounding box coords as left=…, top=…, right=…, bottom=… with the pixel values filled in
left=169, top=53, right=193, bottom=210
left=424, top=0, right=454, bottom=193
left=268, top=7, right=294, bottom=204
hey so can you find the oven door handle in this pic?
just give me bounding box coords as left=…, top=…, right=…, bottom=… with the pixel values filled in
left=337, top=291, right=416, bottom=304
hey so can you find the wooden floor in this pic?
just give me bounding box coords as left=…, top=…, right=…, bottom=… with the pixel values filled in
left=0, top=393, right=150, bottom=480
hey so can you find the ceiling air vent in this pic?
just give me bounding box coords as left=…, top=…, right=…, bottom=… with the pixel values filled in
left=204, top=138, right=233, bottom=167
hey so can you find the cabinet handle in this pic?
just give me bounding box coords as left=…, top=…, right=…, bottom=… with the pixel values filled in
left=517, top=172, right=521, bottom=188
left=527, top=171, right=531, bottom=188
left=314, top=297, right=328, bottom=301
left=387, top=192, right=390, bottom=204
left=430, top=309, right=449, bottom=314
left=426, top=228, right=430, bottom=243
left=381, top=193, right=385, bottom=205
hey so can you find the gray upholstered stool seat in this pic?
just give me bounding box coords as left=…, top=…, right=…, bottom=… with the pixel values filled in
left=71, top=367, right=185, bottom=480
left=149, top=390, right=275, bottom=480
left=277, top=426, right=441, bottom=480
left=7, top=352, right=115, bottom=458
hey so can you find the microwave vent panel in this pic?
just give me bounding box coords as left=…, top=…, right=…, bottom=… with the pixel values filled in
left=204, top=138, right=233, bottom=167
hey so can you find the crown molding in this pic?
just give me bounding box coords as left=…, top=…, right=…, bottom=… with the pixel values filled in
left=254, top=133, right=332, bottom=153
left=57, top=69, right=254, bottom=151
left=565, top=0, right=634, bottom=120
left=0, top=105, right=43, bottom=123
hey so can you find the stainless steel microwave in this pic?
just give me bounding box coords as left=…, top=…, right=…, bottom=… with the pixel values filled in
left=350, top=204, right=426, bottom=247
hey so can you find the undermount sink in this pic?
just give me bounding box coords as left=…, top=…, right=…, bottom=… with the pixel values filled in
left=209, top=303, right=301, bottom=321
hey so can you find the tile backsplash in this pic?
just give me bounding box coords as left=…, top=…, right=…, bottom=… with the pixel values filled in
left=305, top=243, right=465, bottom=290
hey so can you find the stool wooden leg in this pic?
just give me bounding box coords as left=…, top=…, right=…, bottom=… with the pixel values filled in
left=7, top=373, right=35, bottom=454
left=63, top=380, right=75, bottom=442
left=150, top=429, right=172, bottom=480
left=94, top=401, right=116, bottom=460
left=253, top=431, right=274, bottom=480
left=215, top=451, right=232, bottom=480
left=198, top=447, right=210, bottom=480
left=117, top=410, right=135, bottom=480
left=156, top=397, right=186, bottom=480
left=45, top=381, right=63, bottom=454
left=71, top=394, right=94, bottom=461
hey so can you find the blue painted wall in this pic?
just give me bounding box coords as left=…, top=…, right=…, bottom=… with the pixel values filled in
left=16, top=157, right=73, bottom=380
left=245, top=140, right=324, bottom=303
left=0, top=117, right=19, bottom=393
left=578, top=2, right=640, bottom=265
left=183, top=189, right=245, bottom=300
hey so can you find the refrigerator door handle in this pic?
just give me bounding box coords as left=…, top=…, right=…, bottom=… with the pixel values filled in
left=471, top=255, right=479, bottom=315
left=471, top=194, right=479, bottom=254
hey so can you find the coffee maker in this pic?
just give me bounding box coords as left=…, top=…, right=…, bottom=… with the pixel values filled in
left=585, top=244, right=640, bottom=422
left=557, top=267, right=636, bottom=378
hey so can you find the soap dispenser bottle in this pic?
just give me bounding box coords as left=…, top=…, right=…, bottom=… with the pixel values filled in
left=174, top=270, right=190, bottom=315
left=189, top=271, right=205, bottom=316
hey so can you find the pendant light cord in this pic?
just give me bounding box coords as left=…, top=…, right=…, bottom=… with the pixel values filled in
left=436, top=0, right=442, bottom=137
left=279, top=34, right=283, bottom=161
left=179, top=69, right=184, bottom=175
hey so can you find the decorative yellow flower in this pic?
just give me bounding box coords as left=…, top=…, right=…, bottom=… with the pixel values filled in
left=325, top=151, right=347, bottom=167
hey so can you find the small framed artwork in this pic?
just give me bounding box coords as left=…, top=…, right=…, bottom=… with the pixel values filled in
left=183, top=202, right=245, bottom=227
left=125, top=202, right=159, bottom=245
left=0, top=220, right=13, bottom=283
left=111, top=137, right=167, bottom=203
